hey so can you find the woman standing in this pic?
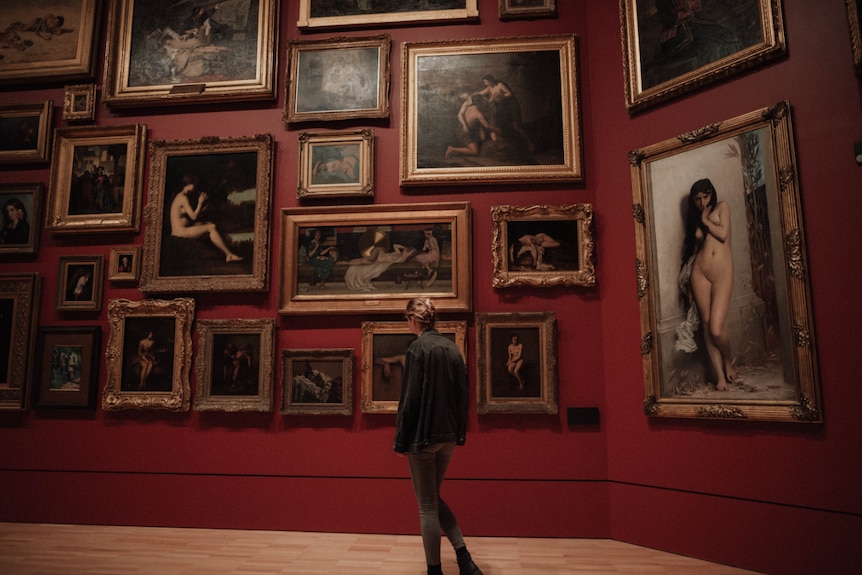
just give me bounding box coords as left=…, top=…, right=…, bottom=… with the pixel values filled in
left=393, top=298, right=483, bottom=575
left=679, top=178, right=738, bottom=391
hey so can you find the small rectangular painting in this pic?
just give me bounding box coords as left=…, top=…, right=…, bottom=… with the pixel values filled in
left=108, top=246, right=141, bottom=282
left=476, top=311, right=557, bottom=414
left=297, top=0, right=478, bottom=29
left=297, top=129, right=374, bottom=199
left=56, top=255, right=103, bottom=312
left=33, top=326, right=101, bottom=409
left=194, top=318, right=275, bottom=412
left=0, top=101, right=53, bottom=165
left=360, top=321, right=467, bottom=414
left=281, top=348, right=353, bottom=415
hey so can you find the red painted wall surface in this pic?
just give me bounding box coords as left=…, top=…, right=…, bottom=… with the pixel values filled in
left=1, top=1, right=860, bottom=573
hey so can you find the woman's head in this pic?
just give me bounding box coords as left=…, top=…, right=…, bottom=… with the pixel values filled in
left=689, top=178, right=716, bottom=213
left=405, top=297, right=437, bottom=331
left=4, top=198, right=26, bottom=223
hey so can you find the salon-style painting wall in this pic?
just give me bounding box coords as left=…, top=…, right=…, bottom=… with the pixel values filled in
left=1, top=1, right=860, bottom=574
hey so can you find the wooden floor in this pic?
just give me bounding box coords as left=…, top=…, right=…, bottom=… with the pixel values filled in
left=0, top=523, right=762, bottom=575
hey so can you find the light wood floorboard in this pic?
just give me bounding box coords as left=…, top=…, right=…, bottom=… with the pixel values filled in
left=0, top=523, right=763, bottom=575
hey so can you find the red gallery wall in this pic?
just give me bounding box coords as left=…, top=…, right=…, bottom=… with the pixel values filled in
left=1, top=1, right=860, bottom=574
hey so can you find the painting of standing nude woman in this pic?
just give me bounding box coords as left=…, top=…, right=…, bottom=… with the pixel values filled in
left=401, top=35, right=582, bottom=186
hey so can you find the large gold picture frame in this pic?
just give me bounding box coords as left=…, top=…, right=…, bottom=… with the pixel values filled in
left=279, top=202, right=472, bottom=315
left=476, top=311, right=557, bottom=414
left=140, top=134, right=273, bottom=294
left=0, top=273, right=40, bottom=411
left=46, top=124, right=147, bottom=235
left=102, top=0, right=279, bottom=107
left=297, top=0, right=478, bottom=30
left=619, top=0, right=786, bottom=113
left=284, top=35, right=390, bottom=124
left=631, top=101, right=821, bottom=422
left=360, top=320, right=467, bottom=414
left=0, top=101, right=53, bottom=165
left=103, top=297, right=194, bottom=412
left=193, top=318, right=275, bottom=413
left=0, top=0, right=101, bottom=85
left=281, top=348, right=354, bottom=416
left=491, top=204, right=595, bottom=288
left=401, top=34, right=583, bottom=186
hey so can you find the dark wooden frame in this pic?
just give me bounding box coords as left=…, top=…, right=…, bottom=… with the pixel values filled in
left=33, top=326, right=101, bottom=409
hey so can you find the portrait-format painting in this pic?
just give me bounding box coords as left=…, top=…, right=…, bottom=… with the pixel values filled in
left=102, top=0, right=279, bottom=107
left=491, top=204, right=595, bottom=288
left=56, top=254, right=103, bottom=312
left=0, top=0, right=101, bottom=85
left=297, top=129, right=374, bottom=199
left=0, top=183, right=42, bottom=256
left=46, top=124, right=147, bottom=234
left=33, top=326, right=100, bottom=409
left=0, top=273, right=40, bottom=411
left=499, top=0, right=556, bottom=20
left=108, top=246, right=141, bottom=282
left=476, top=311, right=557, bottom=414
left=620, top=0, right=786, bottom=112
left=103, top=297, right=194, bottom=411
left=631, top=101, right=821, bottom=422
left=194, top=318, right=274, bottom=412
left=285, top=35, right=390, bottom=124
left=279, top=202, right=472, bottom=315
left=0, top=101, right=53, bottom=165
left=281, top=348, right=353, bottom=415
left=360, top=321, right=467, bottom=414
left=401, top=34, right=583, bottom=186
left=297, top=0, right=478, bottom=29
left=140, top=134, right=273, bottom=294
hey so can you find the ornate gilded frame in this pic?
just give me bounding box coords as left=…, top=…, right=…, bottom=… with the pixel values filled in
left=491, top=204, right=595, bottom=288
left=281, top=348, right=354, bottom=416
left=0, top=101, right=53, bottom=165
left=102, top=0, right=279, bottom=107
left=631, top=101, right=820, bottom=422
left=401, top=34, right=583, bottom=186
left=847, top=0, right=862, bottom=76
left=476, top=311, right=557, bottom=414
left=297, top=0, right=478, bottom=30
left=56, top=254, right=104, bottom=312
left=297, top=129, right=374, bottom=200
left=279, top=202, right=472, bottom=315
left=62, top=84, right=97, bottom=122
left=360, top=320, right=467, bottom=414
left=0, top=273, right=40, bottom=411
left=0, top=0, right=101, bottom=85
left=46, top=124, right=147, bottom=234
left=103, top=297, right=194, bottom=412
left=194, top=318, right=275, bottom=413
left=140, top=134, right=273, bottom=294
left=620, top=0, right=786, bottom=113
left=284, top=35, right=390, bottom=124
